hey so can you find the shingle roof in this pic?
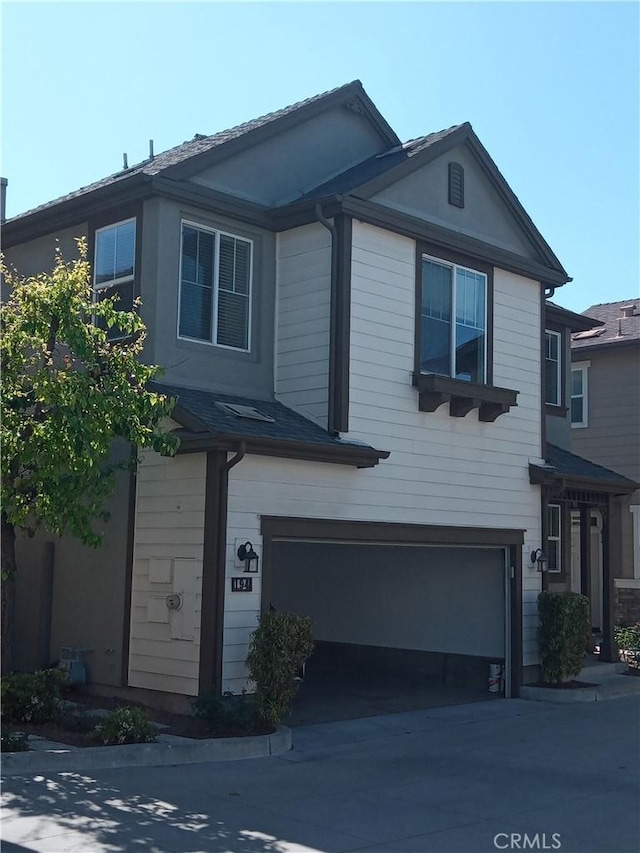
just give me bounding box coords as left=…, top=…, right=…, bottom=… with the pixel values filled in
left=545, top=444, right=637, bottom=487
left=301, top=125, right=465, bottom=199
left=155, top=382, right=380, bottom=452
left=545, top=301, right=603, bottom=333
left=572, top=300, right=640, bottom=348
left=7, top=81, right=368, bottom=223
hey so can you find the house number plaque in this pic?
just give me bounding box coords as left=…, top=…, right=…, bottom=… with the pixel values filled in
left=231, top=577, right=253, bottom=592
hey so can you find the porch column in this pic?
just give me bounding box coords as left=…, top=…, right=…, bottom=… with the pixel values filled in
left=601, top=494, right=616, bottom=661
left=579, top=505, right=591, bottom=600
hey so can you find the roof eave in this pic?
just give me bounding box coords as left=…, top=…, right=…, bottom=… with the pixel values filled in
left=528, top=462, right=638, bottom=494
left=176, top=430, right=389, bottom=469
left=2, top=173, right=154, bottom=248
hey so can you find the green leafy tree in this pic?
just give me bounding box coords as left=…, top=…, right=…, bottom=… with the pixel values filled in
left=1, top=239, right=178, bottom=673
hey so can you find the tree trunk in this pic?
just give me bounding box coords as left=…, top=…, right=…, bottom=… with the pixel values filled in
left=1, top=512, right=17, bottom=675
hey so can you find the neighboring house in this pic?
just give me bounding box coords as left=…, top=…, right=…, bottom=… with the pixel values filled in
left=3, top=80, right=635, bottom=707
left=569, top=301, right=640, bottom=627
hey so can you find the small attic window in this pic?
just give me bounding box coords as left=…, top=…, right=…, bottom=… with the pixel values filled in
left=448, top=162, right=464, bottom=208
left=216, top=401, right=275, bottom=423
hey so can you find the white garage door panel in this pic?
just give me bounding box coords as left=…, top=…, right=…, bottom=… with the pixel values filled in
left=271, top=544, right=505, bottom=658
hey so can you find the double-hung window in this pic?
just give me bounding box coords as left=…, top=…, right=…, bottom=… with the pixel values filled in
left=570, top=363, right=589, bottom=427
left=547, top=503, right=562, bottom=573
left=93, top=218, right=136, bottom=339
left=544, top=330, right=562, bottom=406
left=420, top=255, right=487, bottom=384
left=178, top=221, right=252, bottom=351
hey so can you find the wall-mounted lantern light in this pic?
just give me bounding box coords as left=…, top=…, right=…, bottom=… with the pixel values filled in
left=530, top=548, right=548, bottom=572
left=237, top=541, right=259, bottom=573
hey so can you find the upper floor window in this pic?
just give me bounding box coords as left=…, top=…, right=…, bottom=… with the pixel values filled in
left=420, top=255, right=487, bottom=384
left=570, top=363, right=589, bottom=427
left=178, top=221, right=252, bottom=351
left=93, top=218, right=136, bottom=339
left=544, top=330, right=561, bottom=406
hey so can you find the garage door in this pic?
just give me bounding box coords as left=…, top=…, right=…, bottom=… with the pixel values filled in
left=270, top=542, right=508, bottom=691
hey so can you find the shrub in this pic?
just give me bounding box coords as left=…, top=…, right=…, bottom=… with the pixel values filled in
left=538, top=591, right=590, bottom=683
left=1, top=730, right=29, bottom=752
left=615, top=623, right=640, bottom=650
left=91, top=706, right=157, bottom=746
left=246, top=611, right=314, bottom=726
left=1, top=669, right=68, bottom=723
left=192, top=689, right=257, bottom=736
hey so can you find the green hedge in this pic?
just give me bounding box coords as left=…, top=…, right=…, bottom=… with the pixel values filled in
left=538, top=591, right=590, bottom=683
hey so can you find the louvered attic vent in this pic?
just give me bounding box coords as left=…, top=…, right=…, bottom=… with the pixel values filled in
left=216, top=401, right=275, bottom=423
left=448, top=162, right=464, bottom=208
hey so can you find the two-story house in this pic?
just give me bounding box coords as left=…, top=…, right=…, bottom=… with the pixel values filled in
left=569, top=301, right=640, bottom=628
left=4, top=81, right=635, bottom=707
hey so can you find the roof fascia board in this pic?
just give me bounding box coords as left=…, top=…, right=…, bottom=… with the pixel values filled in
left=162, top=84, right=400, bottom=182
left=529, top=463, right=638, bottom=493
left=353, top=124, right=471, bottom=198
left=2, top=174, right=153, bottom=248
left=341, top=196, right=571, bottom=286
left=150, top=176, right=271, bottom=228
left=176, top=431, right=389, bottom=468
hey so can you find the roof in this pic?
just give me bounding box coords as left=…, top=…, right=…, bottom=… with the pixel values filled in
left=301, top=126, right=466, bottom=199
left=155, top=382, right=388, bottom=468
left=7, top=80, right=398, bottom=224
left=571, top=300, right=640, bottom=349
left=530, top=443, right=638, bottom=492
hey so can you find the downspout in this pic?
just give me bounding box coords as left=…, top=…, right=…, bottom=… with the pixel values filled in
left=316, top=204, right=340, bottom=435
left=201, top=441, right=247, bottom=694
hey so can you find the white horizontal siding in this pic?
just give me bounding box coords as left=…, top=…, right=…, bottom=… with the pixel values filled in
left=221, top=222, right=544, bottom=689
left=275, top=224, right=332, bottom=427
left=128, top=451, right=206, bottom=697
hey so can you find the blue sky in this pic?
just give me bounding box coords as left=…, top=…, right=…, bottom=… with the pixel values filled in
left=2, top=1, right=638, bottom=312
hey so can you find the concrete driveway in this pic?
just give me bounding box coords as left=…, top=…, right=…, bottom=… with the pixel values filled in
left=2, top=695, right=638, bottom=853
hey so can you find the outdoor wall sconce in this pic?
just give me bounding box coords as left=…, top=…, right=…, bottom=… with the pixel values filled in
left=530, top=548, right=548, bottom=572
left=237, top=541, right=259, bottom=573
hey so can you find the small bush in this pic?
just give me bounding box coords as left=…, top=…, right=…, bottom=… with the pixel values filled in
left=91, top=706, right=157, bottom=746
left=1, top=669, right=68, bottom=723
left=246, top=611, right=314, bottom=726
left=192, top=689, right=257, bottom=736
left=1, top=730, right=29, bottom=752
left=615, top=623, right=640, bottom=650
left=538, top=591, right=590, bottom=683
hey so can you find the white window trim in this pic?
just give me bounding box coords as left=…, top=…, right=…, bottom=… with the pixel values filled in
left=177, top=219, right=253, bottom=353
left=544, top=329, right=562, bottom=407
left=631, top=505, right=640, bottom=580
left=93, top=217, right=136, bottom=292
left=547, top=503, right=562, bottom=573
left=570, top=361, right=590, bottom=428
left=421, top=253, right=488, bottom=384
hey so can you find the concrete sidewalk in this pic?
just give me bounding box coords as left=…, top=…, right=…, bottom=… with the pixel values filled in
left=2, top=695, right=638, bottom=853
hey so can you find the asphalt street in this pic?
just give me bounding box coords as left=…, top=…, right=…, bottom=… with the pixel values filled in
left=2, top=695, right=639, bottom=853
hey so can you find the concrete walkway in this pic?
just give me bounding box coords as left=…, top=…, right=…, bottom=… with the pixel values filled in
left=2, top=695, right=638, bottom=853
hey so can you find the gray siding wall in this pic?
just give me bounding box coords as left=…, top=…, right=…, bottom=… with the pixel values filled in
left=14, top=457, right=132, bottom=685
left=190, top=107, right=387, bottom=206
left=570, top=345, right=640, bottom=579
left=372, top=144, right=538, bottom=260
left=3, top=223, right=87, bottom=278
left=140, top=196, right=276, bottom=399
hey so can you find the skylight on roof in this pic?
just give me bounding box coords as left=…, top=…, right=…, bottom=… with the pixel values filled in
left=572, top=329, right=605, bottom=340
left=216, top=402, right=275, bottom=423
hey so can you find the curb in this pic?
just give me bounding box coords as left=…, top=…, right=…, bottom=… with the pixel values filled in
left=1, top=726, right=291, bottom=776
left=520, top=674, right=640, bottom=704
